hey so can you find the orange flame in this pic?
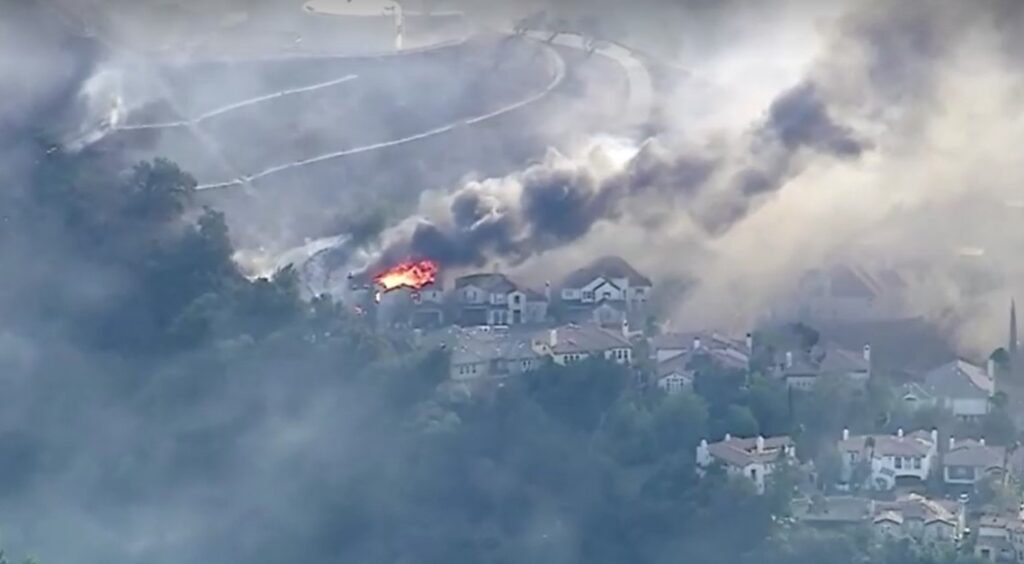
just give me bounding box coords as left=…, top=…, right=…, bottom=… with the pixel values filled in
left=373, top=259, right=439, bottom=295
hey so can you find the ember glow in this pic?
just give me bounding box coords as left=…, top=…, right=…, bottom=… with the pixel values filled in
left=372, top=259, right=439, bottom=296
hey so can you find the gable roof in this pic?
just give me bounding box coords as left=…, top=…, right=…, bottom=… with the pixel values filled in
left=542, top=324, right=631, bottom=355
left=706, top=436, right=794, bottom=467
left=793, top=496, right=874, bottom=525
left=448, top=328, right=539, bottom=365
left=561, top=256, right=652, bottom=288
left=875, top=494, right=958, bottom=525
left=923, top=360, right=993, bottom=399
left=657, top=353, right=693, bottom=378
left=945, top=441, right=1006, bottom=469
left=819, top=345, right=870, bottom=373
left=838, top=433, right=934, bottom=457
left=455, top=273, right=519, bottom=294
left=829, top=266, right=878, bottom=299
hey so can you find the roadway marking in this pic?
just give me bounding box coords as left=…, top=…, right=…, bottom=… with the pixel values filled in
left=195, top=40, right=566, bottom=191
left=116, top=74, right=359, bottom=131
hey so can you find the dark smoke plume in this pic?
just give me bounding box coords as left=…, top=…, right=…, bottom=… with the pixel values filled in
left=372, top=78, right=867, bottom=270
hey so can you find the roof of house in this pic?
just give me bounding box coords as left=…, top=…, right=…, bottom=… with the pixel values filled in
left=541, top=324, right=631, bottom=355
left=792, top=496, right=874, bottom=524
left=875, top=494, right=958, bottom=525
left=651, top=332, right=698, bottom=351
left=923, top=359, right=994, bottom=399
left=455, top=273, right=519, bottom=294
left=819, top=345, right=870, bottom=374
left=447, top=328, right=539, bottom=365
left=657, top=353, right=693, bottom=378
left=784, top=356, right=820, bottom=378
left=561, top=256, right=653, bottom=289
left=874, top=510, right=904, bottom=525
left=838, top=433, right=934, bottom=457
left=706, top=436, right=794, bottom=467
left=945, top=441, right=1006, bottom=469
left=700, top=347, right=751, bottom=371
left=830, top=266, right=878, bottom=299
left=454, top=273, right=547, bottom=302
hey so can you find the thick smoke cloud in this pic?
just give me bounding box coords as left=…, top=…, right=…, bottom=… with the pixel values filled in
left=371, top=74, right=867, bottom=269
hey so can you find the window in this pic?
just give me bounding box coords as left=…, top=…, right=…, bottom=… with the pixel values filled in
left=895, top=457, right=903, bottom=469
left=750, top=468, right=758, bottom=481
left=583, top=291, right=595, bottom=300
left=512, top=295, right=521, bottom=305
left=913, top=457, right=921, bottom=469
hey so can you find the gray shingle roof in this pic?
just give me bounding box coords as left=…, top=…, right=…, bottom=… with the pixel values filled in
left=561, top=256, right=652, bottom=288
left=819, top=345, right=870, bottom=373
left=793, top=496, right=874, bottom=524
left=838, top=434, right=934, bottom=457
left=875, top=495, right=958, bottom=524
left=707, top=436, right=794, bottom=467
left=923, top=360, right=993, bottom=399
left=445, top=328, right=539, bottom=365
left=455, top=273, right=519, bottom=294
left=542, top=324, right=630, bottom=355
left=945, top=441, right=1006, bottom=469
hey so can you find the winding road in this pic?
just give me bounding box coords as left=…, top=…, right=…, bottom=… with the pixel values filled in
left=116, top=74, right=359, bottom=131
left=194, top=40, right=567, bottom=191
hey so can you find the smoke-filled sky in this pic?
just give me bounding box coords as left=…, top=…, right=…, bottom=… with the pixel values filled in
left=355, top=0, right=1024, bottom=353
left=4, top=1, right=1024, bottom=560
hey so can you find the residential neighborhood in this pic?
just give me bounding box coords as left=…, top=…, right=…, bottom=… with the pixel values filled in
left=361, top=255, right=1024, bottom=561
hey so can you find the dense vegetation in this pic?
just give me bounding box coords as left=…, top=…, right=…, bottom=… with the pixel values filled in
left=0, top=146, right=998, bottom=563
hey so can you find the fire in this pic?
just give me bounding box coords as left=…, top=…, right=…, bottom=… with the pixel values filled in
left=372, top=259, right=439, bottom=297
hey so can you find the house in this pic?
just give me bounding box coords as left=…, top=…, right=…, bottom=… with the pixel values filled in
left=974, top=514, right=1024, bottom=562
left=656, top=353, right=694, bottom=395
left=453, top=273, right=548, bottom=327
left=837, top=428, right=938, bottom=491
left=903, top=359, right=995, bottom=421
left=408, top=281, right=446, bottom=329
left=873, top=494, right=964, bottom=544
left=793, top=494, right=964, bottom=545
left=791, top=496, right=874, bottom=530
left=531, top=324, right=633, bottom=366
left=779, top=343, right=872, bottom=390
left=819, top=344, right=872, bottom=385
left=561, top=255, right=655, bottom=313
left=943, top=438, right=1007, bottom=488
left=696, top=434, right=797, bottom=494
left=785, top=264, right=910, bottom=323
left=782, top=352, right=822, bottom=391
left=426, top=327, right=542, bottom=381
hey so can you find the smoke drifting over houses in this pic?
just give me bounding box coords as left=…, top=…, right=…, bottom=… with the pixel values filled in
left=6, top=1, right=1024, bottom=562
left=371, top=74, right=867, bottom=270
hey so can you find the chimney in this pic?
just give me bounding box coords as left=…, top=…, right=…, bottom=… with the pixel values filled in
left=980, top=437, right=986, bottom=446
left=697, top=439, right=710, bottom=466
left=949, top=436, right=956, bottom=451
left=842, top=428, right=850, bottom=441
left=621, top=318, right=630, bottom=338
left=863, top=344, right=872, bottom=364
left=745, top=332, right=754, bottom=352
left=988, top=357, right=997, bottom=381
left=785, top=351, right=794, bottom=368
left=724, top=433, right=732, bottom=442
left=931, top=428, right=939, bottom=446
left=544, top=281, right=552, bottom=301
left=549, top=328, right=558, bottom=347
left=693, top=336, right=702, bottom=351
left=897, top=428, right=904, bottom=438
left=756, top=436, right=765, bottom=453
